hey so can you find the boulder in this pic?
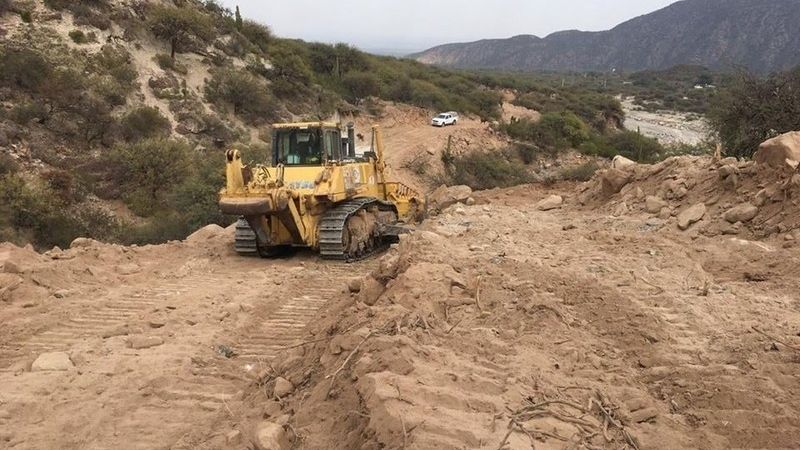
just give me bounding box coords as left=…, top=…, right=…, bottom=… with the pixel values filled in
left=273, top=377, right=294, bottom=398
left=645, top=196, right=668, bottom=214
left=428, top=185, right=472, bottom=212
left=600, top=169, right=632, bottom=196
left=611, top=155, right=636, bottom=169
left=116, top=263, right=141, bottom=276
left=677, top=203, right=706, bottom=230
left=186, top=224, right=225, bottom=243
left=535, top=195, right=563, bottom=211
left=31, top=352, right=74, bottom=371
left=70, top=237, right=97, bottom=249
left=754, top=131, right=800, bottom=169
left=357, top=277, right=384, bottom=306
left=724, top=203, right=759, bottom=223
left=252, top=421, right=289, bottom=450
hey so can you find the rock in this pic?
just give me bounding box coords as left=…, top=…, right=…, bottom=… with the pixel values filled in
left=465, top=197, right=476, bottom=206
left=645, top=196, right=667, bottom=214
left=53, top=289, right=70, bottom=299
left=31, top=352, right=73, bottom=371
left=223, top=302, right=241, bottom=315
left=535, top=195, right=563, bottom=211
left=428, top=185, right=472, bottom=212
left=600, top=169, right=632, bottom=196
left=357, top=277, right=384, bottom=306
left=611, top=155, right=636, bottom=169
left=148, top=319, right=167, bottom=329
left=253, top=421, right=289, bottom=450
left=347, top=278, right=362, bottom=293
left=117, top=263, right=141, bottom=276
left=102, top=325, right=130, bottom=339
left=754, top=131, right=800, bottom=169
left=724, top=203, right=759, bottom=224
left=226, top=430, right=242, bottom=445
left=273, top=377, right=294, bottom=398
left=718, top=164, right=738, bottom=179
left=629, top=407, right=659, bottom=423
left=70, top=237, right=97, bottom=249
left=677, top=203, right=706, bottom=230
left=127, top=336, right=164, bottom=349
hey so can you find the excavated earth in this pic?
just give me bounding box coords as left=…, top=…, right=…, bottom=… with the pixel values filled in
left=2, top=156, right=800, bottom=449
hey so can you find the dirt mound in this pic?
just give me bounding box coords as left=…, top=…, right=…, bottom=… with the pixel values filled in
left=578, top=154, right=800, bottom=240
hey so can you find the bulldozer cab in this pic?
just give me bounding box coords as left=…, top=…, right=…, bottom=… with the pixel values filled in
left=272, top=122, right=349, bottom=166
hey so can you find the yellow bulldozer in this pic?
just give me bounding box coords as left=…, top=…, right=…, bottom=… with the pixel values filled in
left=219, top=121, right=424, bottom=260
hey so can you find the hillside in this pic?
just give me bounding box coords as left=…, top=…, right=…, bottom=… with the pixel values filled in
left=0, top=0, right=504, bottom=250
left=414, top=0, right=800, bottom=73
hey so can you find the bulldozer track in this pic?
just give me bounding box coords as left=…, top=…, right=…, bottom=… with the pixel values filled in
left=0, top=253, right=377, bottom=449
left=319, top=197, right=398, bottom=262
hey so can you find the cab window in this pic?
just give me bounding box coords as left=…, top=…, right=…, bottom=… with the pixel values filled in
left=324, top=130, right=342, bottom=161
left=274, top=129, right=322, bottom=165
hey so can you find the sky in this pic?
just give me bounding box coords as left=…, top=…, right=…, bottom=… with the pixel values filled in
left=220, top=0, right=679, bottom=53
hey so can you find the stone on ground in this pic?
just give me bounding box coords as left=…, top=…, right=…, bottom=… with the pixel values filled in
left=601, top=169, right=632, bottom=196
left=677, top=203, right=706, bottom=230
left=724, top=203, right=759, bottom=223
left=645, top=196, right=668, bottom=214
left=612, top=155, right=636, bottom=169
left=127, top=336, right=164, bottom=349
left=253, top=421, right=289, bottom=450
left=31, top=352, right=74, bottom=371
left=536, top=195, right=563, bottom=211
left=273, top=377, right=294, bottom=398
left=428, top=185, right=473, bottom=212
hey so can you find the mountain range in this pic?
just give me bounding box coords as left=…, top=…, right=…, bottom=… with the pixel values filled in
left=413, top=0, right=800, bottom=73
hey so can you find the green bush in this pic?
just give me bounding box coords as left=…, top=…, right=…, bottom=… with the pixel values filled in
left=239, top=19, right=272, bottom=53
left=342, top=71, right=381, bottom=102
left=708, top=68, right=800, bottom=158
left=561, top=161, right=600, bottom=182
left=0, top=47, right=50, bottom=91
left=10, top=102, right=49, bottom=124
left=154, top=53, right=188, bottom=74
left=579, top=130, right=664, bottom=163
left=20, top=10, right=32, bottom=22
left=110, top=138, right=190, bottom=216
left=119, top=106, right=171, bottom=142
left=0, top=0, right=10, bottom=15
left=502, top=112, right=590, bottom=150
left=205, top=68, right=277, bottom=123
left=441, top=149, right=533, bottom=190
left=69, top=30, right=88, bottom=44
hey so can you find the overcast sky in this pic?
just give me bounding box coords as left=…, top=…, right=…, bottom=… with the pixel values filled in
left=220, top=0, right=679, bottom=52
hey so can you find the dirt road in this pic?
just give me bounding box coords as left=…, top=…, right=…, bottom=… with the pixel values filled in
left=0, top=230, right=376, bottom=449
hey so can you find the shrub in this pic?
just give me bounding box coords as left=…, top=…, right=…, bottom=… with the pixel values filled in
left=110, top=138, right=190, bottom=216
left=119, top=106, right=171, bottom=142
left=20, top=10, right=32, bottom=22
left=10, top=102, right=50, bottom=124
left=239, top=19, right=271, bottom=53
left=342, top=71, right=381, bottom=102
left=41, top=169, right=81, bottom=203
left=579, top=130, right=664, bottom=163
left=0, top=0, right=10, bottom=15
left=148, top=5, right=215, bottom=59
left=0, top=154, right=18, bottom=176
left=0, top=47, right=50, bottom=91
left=155, top=53, right=188, bottom=74
left=441, top=149, right=533, bottom=190
left=69, top=30, right=88, bottom=44
left=708, top=69, right=800, bottom=158
left=561, top=161, right=600, bottom=182
left=205, top=68, right=277, bottom=123
left=502, top=112, right=590, bottom=150
left=169, top=155, right=226, bottom=231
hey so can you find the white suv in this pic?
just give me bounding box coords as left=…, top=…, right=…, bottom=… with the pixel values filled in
left=431, top=112, right=459, bottom=127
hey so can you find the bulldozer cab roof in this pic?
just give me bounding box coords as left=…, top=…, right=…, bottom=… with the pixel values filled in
left=272, top=122, right=341, bottom=130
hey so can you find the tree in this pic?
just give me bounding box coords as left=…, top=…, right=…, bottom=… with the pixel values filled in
left=234, top=5, right=242, bottom=30
left=708, top=69, right=800, bottom=158
left=148, top=5, right=215, bottom=59
left=110, top=138, right=190, bottom=215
